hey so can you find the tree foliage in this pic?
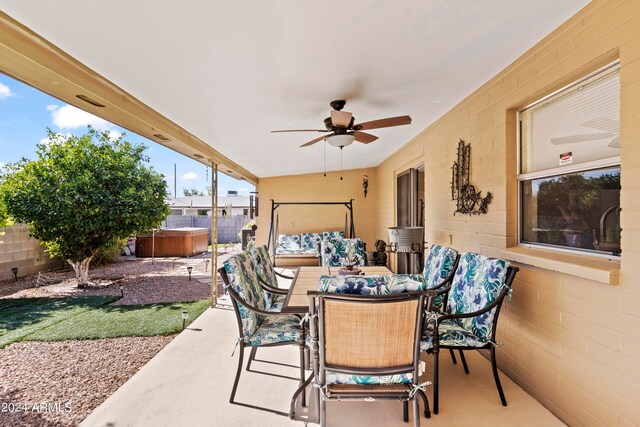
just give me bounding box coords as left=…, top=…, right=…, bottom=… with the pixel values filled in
left=0, top=129, right=170, bottom=284
left=183, top=187, right=205, bottom=196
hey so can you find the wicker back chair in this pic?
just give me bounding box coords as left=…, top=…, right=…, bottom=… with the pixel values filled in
left=309, top=292, right=427, bottom=427
left=421, top=252, right=519, bottom=414
left=218, top=252, right=308, bottom=407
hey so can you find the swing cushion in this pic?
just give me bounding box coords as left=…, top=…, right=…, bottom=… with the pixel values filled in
left=301, top=233, right=323, bottom=253
left=276, top=234, right=302, bottom=254
left=323, top=231, right=345, bottom=240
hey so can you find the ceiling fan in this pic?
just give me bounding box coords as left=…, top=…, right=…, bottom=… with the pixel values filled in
left=271, top=100, right=412, bottom=148
left=550, top=117, right=620, bottom=148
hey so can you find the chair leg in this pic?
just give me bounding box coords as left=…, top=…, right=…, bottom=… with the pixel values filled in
left=230, top=343, right=245, bottom=403
left=319, top=397, right=327, bottom=427
left=490, top=347, right=508, bottom=406
left=458, top=350, right=469, bottom=374
left=299, top=343, right=306, bottom=407
left=449, top=348, right=457, bottom=364
left=412, top=396, right=420, bottom=427
left=403, top=400, right=409, bottom=422
left=246, top=346, right=257, bottom=371
left=433, top=349, right=440, bottom=414
left=417, top=389, right=431, bottom=418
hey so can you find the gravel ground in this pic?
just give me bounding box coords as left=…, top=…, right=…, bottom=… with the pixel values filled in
left=0, top=336, right=174, bottom=427
left=0, top=247, right=240, bottom=426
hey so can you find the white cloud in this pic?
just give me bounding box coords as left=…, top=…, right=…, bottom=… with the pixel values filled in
left=0, top=83, right=16, bottom=100
left=107, top=130, right=122, bottom=141
left=46, top=104, right=59, bottom=111
left=50, top=104, right=111, bottom=131
left=181, top=172, right=199, bottom=180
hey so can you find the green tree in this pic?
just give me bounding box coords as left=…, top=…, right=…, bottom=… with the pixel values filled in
left=0, top=129, right=170, bottom=286
left=0, top=199, right=7, bottom=228
left=183, top=187, right=205, bottom=196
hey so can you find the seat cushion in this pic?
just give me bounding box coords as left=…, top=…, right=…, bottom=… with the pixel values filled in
left=325, top=371, right=413, bottom=385
left=320, top=238, right=366, bottom=267
left=318, top=274, right=426, bottom=295
left=247, top=314, right=303, bottom=346
left=322, top=231, right=345, bottom=240
left=423, top=245, right=458, bottom=288
left=269, top=294, right=287, bottom=312
left=420, top=319, right=489, bottom=351
left=447, top=252, right=509, bottom=342
left=301, top=232, right=323, bottom=253
left=277, top=234, right=301, bottom=254
left=223, top=253, right=267, bottom=338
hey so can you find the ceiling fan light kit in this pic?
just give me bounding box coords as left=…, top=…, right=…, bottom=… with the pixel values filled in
left=327, top=134, right=355, bottom=148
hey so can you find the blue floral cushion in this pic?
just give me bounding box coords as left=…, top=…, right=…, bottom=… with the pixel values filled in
left=276, top=234, right=301, bottom=254
left=301, top=233, right=323, bottom=253
left=326, top=371, right=413, bottom=385
left=318, top=274, right=426, bottom=295
left=247, top=314, right=302, bottom=346
left=446, top=252, right=509, bottom=342
left=320, top=238, right=366, bottom=267
left=322, top=231, right=344, bottom=240
left=420, top=319, right=488, bottom=351
left=423, top=245, right=458, bottom=311
left=223, top=253, right=267, bottom=339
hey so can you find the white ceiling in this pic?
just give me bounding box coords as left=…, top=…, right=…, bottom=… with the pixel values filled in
left=1, top=0, right=589, bottom=178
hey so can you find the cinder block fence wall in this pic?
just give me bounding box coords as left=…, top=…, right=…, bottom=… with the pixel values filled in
left=0, top=224, right=60, bottom=281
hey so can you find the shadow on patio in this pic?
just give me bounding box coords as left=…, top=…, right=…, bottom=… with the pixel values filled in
left=82, top=295, right=563, bottom=426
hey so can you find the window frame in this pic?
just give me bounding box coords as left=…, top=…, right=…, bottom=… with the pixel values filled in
left=516, top=61, right=621, bottom=258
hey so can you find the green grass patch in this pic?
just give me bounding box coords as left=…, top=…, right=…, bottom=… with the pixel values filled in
left=0, top=296, right=118, bottom=348
left=0, top=297, right=210, bottom=347
left=23, top=300, right=210, bottom=342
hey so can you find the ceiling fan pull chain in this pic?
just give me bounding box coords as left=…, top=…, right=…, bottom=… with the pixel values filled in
left=340, top=146, right=343, bottom=180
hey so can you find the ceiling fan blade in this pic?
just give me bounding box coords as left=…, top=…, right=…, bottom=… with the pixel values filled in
left=271, top=129, right=329, bottom=133
left=354, top=115, right=412, bottom=131
left=550, top=132, right=614, bottom=145
left=353, top=131, right=378, bottom=144
left=300, top=134, right=330, bottom=147
left=331, top=110, right=352, bottom=128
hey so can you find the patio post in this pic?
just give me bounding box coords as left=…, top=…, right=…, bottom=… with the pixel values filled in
left=211, top=162, right=218, bottom=307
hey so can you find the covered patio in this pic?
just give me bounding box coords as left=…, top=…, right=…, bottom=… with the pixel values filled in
left=1, top=0, right=639, bottom=425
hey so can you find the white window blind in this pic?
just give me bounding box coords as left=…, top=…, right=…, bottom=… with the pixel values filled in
left=520, top=66, right=620, bottom=174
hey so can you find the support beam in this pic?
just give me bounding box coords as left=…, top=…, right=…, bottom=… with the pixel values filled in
left=211, top=163, right=218, bottom=307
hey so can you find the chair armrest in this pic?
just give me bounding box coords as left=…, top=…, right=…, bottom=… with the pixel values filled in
left=227, top=286, right=301, bottom=318
left=257, top=275, right=289, bottom=295
left=436, top=288, right=508, bottom=325
left=274, top=270, right=295, bottom=280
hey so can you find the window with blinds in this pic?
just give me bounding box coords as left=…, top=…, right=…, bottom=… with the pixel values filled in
left=517, top=62, right=621, bottom=256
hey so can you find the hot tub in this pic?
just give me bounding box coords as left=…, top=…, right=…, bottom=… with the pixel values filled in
left=136, top=227, right=209, bottom=257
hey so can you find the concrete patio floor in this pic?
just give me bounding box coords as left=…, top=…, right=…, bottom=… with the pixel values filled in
left=82, top=295, right=564, bottom=426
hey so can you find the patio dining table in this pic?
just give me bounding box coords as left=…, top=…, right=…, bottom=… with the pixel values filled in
left=281, top=265, right=393, bottom=314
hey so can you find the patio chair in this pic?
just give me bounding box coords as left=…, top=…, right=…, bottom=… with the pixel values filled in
left=306, top=291, right=428, bottom=427
left=219, top=252, right=308, bottom=407
left=421, top=244, right=459, bottom=312
left=249, top=244, right=294, bottom=292
left=420, top=252, right=519, bottom=414
left=310, top=274, right=434, bottom=422
left=319, top=238, right=367, bottom=267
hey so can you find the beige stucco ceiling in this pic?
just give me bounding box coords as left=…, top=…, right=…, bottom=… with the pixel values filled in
left=0, top=0, right=589, bottom=177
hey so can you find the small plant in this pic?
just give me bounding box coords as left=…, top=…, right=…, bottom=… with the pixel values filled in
left=603, top=226, right=621, bottom=243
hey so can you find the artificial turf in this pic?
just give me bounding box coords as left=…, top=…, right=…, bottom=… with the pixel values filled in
left=0, top=296, right=209, bottom=348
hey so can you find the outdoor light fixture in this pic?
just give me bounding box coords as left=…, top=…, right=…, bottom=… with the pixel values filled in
left=187, top=266, right=193, bottom=281
left=119, top=284, right=124, bottom=298
left=363, top=175, right=369, bottom=198
left=182, top=310, right=189, bottom=330
left=204, top=259, right=210, bottom=272
left=326, top=134, right=355, bottom=148
left=11, top=267, right=18, bottom=282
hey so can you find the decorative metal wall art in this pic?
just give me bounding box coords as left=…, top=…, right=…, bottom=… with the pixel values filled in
left=451, top=139, right=492, bottom=215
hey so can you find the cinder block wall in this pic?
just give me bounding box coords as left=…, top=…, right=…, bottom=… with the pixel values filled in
left=374, top=1, right=640, bottom=424
left=0, top=224, right=60, bottom=281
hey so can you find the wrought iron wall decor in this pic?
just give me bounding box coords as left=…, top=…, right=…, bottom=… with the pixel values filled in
left=451, top=139, right=492, bottom=215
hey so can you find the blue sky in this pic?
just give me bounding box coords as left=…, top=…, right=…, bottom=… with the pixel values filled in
left=0, top=73, right=253, bottom=198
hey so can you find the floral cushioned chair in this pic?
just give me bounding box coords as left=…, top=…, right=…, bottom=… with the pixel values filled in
left=320, top=238, right=366, bottom=267
left=299, top=291, right=430, bottom=427
left=422, top=244, right=459, bottom=311
left=248, top=244, right=294, bottom=306
left=219, top=252, right=309, bottom=406
left=420, top=252, right=519, bottom=414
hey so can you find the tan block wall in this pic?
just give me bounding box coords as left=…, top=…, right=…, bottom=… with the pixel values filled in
left=255, top=167, right=378, bottom=251
left=255, top=1, right=639, bottom=423
left=0, top=224, right=61, bottom=281
left=374, top=1, right=640, bottom=425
